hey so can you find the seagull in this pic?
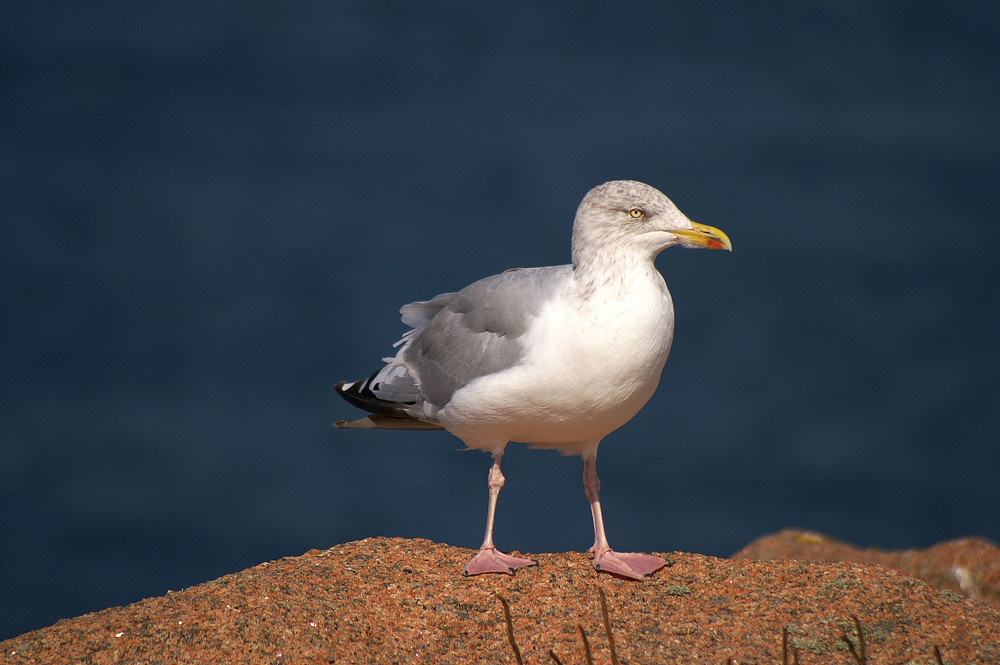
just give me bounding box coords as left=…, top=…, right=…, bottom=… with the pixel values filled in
left=335, top=180, right=731, bottom=579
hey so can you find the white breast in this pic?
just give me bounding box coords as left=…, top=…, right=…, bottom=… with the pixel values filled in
left=439, top=266, right=675, bottom=455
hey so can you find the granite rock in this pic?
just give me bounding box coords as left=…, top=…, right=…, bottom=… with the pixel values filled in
left=734, top=528, right=1000, bottom=606
left=3, top=535, right=999, bottom=664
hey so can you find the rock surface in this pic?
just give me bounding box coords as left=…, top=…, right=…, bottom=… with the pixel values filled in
left=3, top=534, right=999, bottom=664
left=733, top=528, right=1000, bottom=607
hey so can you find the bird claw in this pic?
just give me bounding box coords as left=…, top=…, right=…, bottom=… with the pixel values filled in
left=463, top=547, right=537, bottom=576
left=592, top=550, right=666, bottom=580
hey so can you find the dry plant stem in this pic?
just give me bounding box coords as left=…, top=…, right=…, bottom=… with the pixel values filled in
left=497, top=594, right=523, bottom=665
left=598, top=588, right=619, bottom=665
left=840, top=614, right=867, bottom=664
left=577, top=625, right=593, bottom=665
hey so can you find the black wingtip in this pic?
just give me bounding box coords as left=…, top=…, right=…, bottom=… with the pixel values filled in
left=335, top=373, right=414, bottom=418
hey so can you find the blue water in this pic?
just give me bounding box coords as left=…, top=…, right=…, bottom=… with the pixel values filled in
left=2, top=1, right=998, bottom=639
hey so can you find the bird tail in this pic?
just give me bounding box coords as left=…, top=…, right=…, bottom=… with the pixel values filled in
left=334, top=375, right=444, bottom=431
left=334, top=412, right=445, bottom=430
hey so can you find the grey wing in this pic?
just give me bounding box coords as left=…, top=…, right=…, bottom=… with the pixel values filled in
left=399, top=292, right=455, bottom=329
left=400, top=265, right=572, bottom=408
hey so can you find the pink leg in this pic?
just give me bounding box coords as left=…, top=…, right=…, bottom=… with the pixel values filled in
left=463, top=450, right=537, bottom=576
left=584, top=455, right=666, bottom=580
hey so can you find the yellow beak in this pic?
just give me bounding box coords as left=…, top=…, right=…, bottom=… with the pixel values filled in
left=672, top=222, right=732, bottom=251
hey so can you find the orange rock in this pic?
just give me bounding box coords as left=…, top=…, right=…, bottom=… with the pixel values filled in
left=3, top=536, right=999, bottom=664
left=733, top=528, right=1000, bottom=605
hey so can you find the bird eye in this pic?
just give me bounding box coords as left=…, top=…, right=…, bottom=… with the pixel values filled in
left=628, top=207, right=645, bottom=219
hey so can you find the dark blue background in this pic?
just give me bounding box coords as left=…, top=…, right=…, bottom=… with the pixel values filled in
left=2, top=1, right=998, bottom=639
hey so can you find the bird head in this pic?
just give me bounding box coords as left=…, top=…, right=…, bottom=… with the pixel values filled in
left=572, top=180, right=731, bottom=265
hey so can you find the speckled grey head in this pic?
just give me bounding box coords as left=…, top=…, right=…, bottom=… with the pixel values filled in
left=572, top=180, right=731, bottom=266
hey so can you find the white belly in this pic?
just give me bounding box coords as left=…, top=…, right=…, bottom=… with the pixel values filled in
left=439, top=277, right=675, bottom=455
